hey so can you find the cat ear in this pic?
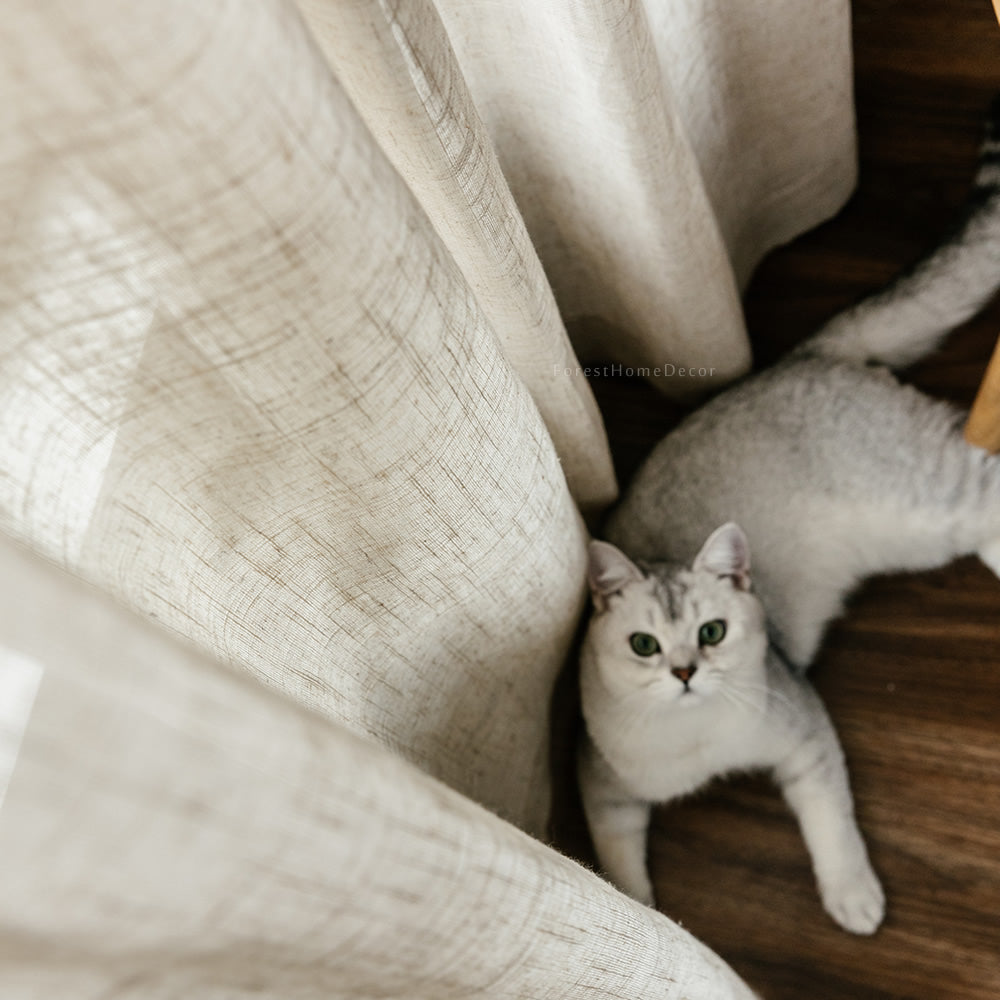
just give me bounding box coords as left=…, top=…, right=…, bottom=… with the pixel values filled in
left=587, top=540, right=644, bottom=611
left=693, top=522, right=751, bottom=591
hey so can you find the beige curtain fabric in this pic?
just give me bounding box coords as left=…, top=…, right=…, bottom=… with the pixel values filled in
left=1, top=537, right=759, bottom=1000
left=430, top=0, right=854, bottom=380
left=2, top=0, right=596, bottom=836
left=0, top=0, right=854, bottom=996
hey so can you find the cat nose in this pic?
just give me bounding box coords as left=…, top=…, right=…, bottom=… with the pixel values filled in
left=671, top=664, right=697, bottom=684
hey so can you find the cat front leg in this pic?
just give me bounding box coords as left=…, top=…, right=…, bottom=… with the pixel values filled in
left=579, top=744, right=655, bottom=906
left=585, top=795, right=655, bottom=906
left=773, top=705, right=885, bottom=934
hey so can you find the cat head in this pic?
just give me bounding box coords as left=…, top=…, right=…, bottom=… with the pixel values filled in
left=583, top=523, right=768, bottom=706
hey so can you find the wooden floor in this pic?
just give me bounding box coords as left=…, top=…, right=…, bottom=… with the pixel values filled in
left=551, top=2, right=1000, bottom=997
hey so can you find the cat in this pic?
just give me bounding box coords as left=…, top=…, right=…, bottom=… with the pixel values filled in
left=578, top=98, right=1000, bottom=934
left=579, top=526, right=885, bottom=934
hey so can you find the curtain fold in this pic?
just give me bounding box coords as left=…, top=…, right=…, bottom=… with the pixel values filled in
left=433, top=0, right=855, bottom=387
left=0, top=0, right=855, bottom=995
left=295, top=0, right=618, bottom=511
left=1, top=0, right=593, bottom=836
left=0, top=537, right=757, bottom=1000
left=642, top=0, right=856, bottom=287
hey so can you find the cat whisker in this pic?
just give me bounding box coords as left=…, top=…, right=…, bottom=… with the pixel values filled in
left=717, top=682, right=767, bottom=716
left=733, top=680, right=797, bottom=714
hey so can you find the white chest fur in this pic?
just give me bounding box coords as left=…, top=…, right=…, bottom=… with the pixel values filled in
left=581, top=675, right=770, bottom=802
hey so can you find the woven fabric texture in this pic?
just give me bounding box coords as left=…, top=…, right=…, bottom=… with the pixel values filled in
left=1, top=537, right=761, bottom=999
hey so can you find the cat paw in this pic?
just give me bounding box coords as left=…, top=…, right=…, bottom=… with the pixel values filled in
left=820, top=864, right=885, bottom=935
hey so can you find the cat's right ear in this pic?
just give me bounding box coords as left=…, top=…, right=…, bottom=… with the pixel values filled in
left=587, top=540, right=644, bottom=612
left=693, top=522, right=751, bottom=590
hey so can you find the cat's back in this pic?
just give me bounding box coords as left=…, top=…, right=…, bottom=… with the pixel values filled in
left=605, top=355, right=967, bottom=568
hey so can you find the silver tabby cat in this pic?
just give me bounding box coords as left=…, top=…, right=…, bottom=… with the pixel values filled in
left=579, top=102, right=1000, bottom=935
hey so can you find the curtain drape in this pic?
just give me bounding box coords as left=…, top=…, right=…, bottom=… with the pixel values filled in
left=1, top=534, right=760, bottom=999
left=0, top=0, right=855, bottom=996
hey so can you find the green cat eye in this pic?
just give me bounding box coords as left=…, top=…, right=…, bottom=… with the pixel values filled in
left=698, top=619, right=727, bottom=646
left=629, top=632, right=661, bottom=657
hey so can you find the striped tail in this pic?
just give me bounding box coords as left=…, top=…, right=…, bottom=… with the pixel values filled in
left=801, top=94, right=1000, bottom=369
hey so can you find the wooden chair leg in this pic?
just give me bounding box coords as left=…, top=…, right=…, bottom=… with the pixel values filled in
left=964, top=335, right=1000, bottom=452
left=966, top=3, right=1000, bottom=452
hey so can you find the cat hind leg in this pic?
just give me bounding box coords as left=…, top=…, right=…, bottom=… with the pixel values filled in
left=761, top=576, right=849, bottom=671
left=977, top=537, right=1000, bottom=578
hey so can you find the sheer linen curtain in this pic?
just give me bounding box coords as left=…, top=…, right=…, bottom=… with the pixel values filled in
left=0, top=0, right=855, bottom=997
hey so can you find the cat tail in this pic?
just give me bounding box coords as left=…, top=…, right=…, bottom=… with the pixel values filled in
left=800, top=94, right=1000, bottom=369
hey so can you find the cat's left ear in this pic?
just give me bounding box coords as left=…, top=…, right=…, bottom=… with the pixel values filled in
left=693, top=522, right=751, bottom=591
left=587, top=540, right=644, bottom=611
